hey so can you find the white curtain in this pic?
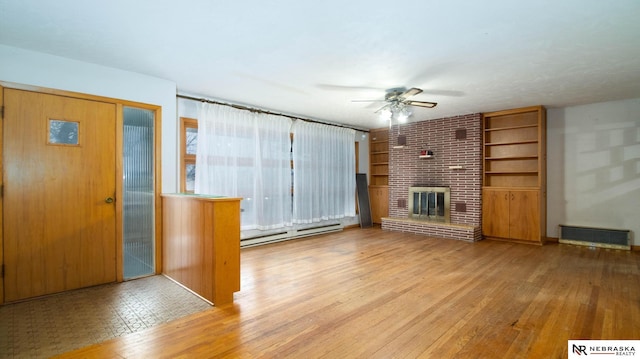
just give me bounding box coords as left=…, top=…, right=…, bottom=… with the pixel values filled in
left=292, top=121, right=356, bottom=224
left=195, top=103, right=292, bottom=230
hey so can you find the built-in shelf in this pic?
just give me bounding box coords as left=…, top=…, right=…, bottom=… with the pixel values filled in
left=482, top=105, right=546, bottom=244
left=370, top=129, right=390, bottom=189
left=485, top=171, right=539, bottom=175
left=484, top=124, right=538, bottom=131
left=369, top=127, right=390, bottom=222
left=484, top=140, right=538, bottom=146
left=485, top=156, right=538, bottom=160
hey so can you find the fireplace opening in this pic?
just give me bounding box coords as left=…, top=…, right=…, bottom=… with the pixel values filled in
left=408, top=187, right=450, bottom=222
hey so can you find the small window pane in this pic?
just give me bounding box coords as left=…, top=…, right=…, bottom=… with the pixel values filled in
left=186, top=127, right=198, bottom=155
left=186, top=163, right=196, bottom=192
left=49, top=119, right=79, bottom=145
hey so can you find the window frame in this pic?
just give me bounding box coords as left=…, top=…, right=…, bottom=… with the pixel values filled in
left=180, top=117, right=198, bottom=193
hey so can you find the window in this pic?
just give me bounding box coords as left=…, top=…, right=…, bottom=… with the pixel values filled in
left=48, top=119, right=79, bottom=145
left=180, top=117, right=198, bottom=192
left=180, top=108, right=360, bottom=230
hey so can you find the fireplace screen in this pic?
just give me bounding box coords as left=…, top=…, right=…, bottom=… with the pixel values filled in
left=408, top=187, right=450, bottom=222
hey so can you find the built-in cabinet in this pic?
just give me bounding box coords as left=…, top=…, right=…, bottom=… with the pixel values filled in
left=370, top=186, right=389, bottom=223
left=369, top=128, right=389, bottom=224
left=482, top=189, right=540, bottom=242
left=482, top=106, right=546, bottom=244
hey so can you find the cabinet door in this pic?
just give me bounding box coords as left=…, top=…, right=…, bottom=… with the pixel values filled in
left=482, top=189, right=510, bottom=238
left=509, top=190, right=540, bottom=242
left=369, top=186, right=389, bottom=224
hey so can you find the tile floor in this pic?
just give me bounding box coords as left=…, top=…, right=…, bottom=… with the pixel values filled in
left=0, top=275, right=211, bottom=358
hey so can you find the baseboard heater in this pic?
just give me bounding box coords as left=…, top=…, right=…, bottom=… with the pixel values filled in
left=559, top=225, right=631, bottom=250
left=241, top=223, right=343, bottom=248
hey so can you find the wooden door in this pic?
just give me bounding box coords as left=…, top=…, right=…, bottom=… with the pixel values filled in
left=482, top=189, right=510, bottom=238
left=509, top=190, right=540, bottom=242
left=3, top=89, right=117, bottom=302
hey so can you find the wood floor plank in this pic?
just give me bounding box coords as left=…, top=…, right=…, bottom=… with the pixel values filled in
left=56, top=228, right=640, bottom=358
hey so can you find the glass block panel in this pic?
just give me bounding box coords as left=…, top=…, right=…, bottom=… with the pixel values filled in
left=186, top=127, right=198, bottom=155
left=49, top=119, right=79, bottom=145
left=123, top=107, right=155, bottom=279
left=186, top=163, right=196, bottom=192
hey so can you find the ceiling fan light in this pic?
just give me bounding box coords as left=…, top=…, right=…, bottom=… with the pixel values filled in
left=397, top=106, right=411, bottom=123
left=380, top=109, right=392, bottom=121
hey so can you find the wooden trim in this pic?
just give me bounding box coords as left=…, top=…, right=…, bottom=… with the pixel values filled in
left=161, top=193, right=242, bottom=202
left=0, top=84, right=4, bottom=303
left=154, top=107, right=163, bottom=274
left=485, top=236, right=545, bottom=246
left=343, top=223, right=361, bottom=230
left=0, top=81, right=164, bottom=292
left=482, top=105, right=545, bottom=118
left=115, top=104, right=125, bottom=282
left=0, top=81, right=160, bottom=110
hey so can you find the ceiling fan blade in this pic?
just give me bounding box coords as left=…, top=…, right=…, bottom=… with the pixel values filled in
left=399, top=87, right=423, bottom=100
left=351, top=99, right=386, bottom=103
left=405, top=100, right=438, bottom=108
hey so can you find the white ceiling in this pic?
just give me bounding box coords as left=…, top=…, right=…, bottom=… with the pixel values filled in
left=1, top=0, right=639, bottom=130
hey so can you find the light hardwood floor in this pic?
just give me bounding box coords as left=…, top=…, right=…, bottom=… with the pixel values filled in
left=57, top=227, right=640, bottom=358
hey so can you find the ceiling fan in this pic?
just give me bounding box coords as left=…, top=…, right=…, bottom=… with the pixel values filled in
left=352, top=87, right=438, bottom=116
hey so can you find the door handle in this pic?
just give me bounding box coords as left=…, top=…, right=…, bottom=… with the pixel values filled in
left=105, top=197, right=114, bottom=204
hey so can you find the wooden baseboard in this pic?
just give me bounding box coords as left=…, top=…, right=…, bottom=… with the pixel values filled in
left=343, top=224, right=361, bottom=230
left=485, top=237, right=544, bottom=246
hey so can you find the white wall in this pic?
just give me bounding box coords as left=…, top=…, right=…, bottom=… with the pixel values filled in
left=357, top=131, right=370, bottom=176
left=0, top=44, right=179, bottom=192
left=177, top=96, right=199, bottom=119
left=547, top=98, right=640, bottom=245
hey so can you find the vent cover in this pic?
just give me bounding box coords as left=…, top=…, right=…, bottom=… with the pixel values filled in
left=559, top=225, right=631, bottom=250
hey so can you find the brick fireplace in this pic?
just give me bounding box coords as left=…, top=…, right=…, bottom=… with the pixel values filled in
left=381, top=113, right=483, bottom=242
